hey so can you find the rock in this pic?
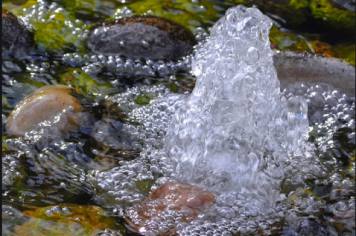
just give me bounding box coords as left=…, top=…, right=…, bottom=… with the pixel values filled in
left=16, top=204, right=123, bottom=236
left=149, top=182, right=216, bottom=209
left=273, top=50, right=355, bottom=97
left=286, top=217, right=339, bottom=236
left=124, top=182, right=215, bottom=235
left=87, top=16, right=196, bottom=61
left=2, top=8, right=34, bottom=57
left=2, top=147, right=92, bottom=207
left=325, top=189, right=356, bottom=202
left=6, top=85, right=83, bottom=137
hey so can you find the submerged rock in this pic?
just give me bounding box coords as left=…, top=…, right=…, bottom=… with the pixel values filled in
left=273, top=50, right=355, bottom=97
left=2, top=148, right=92, bottom=207
left=124, top=182, right=215, bottom=235
left=2, top=8, right=34, bottom=57
left=286, top=217, right=338, bottom=236
left=87, top=16, right=196, bottom=61
left=6, top=85, right=83, bottom=138
left=328, top=189, right=355, bottom=202
left=17, top=204, right=123, bottom=236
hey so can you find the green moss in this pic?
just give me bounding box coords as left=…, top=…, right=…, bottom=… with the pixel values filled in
left=15, top=217, right=90, bottom=236
left=269, top=25, right=313, bottom=52
left=136, top=179, right=153, bottom=194
left=2, top=0, right=38, bottom=15
left=334, top=43, right=355, bottom=66
left=133, top=93, right=153, bottom=105
left=58, top=68, right=116, bottom=100
left=31, top=13, right=86, bottom=55
left=6, top=1, right=87, bottom=56
left=2, top=135, right=9, bottom=151
left=289, top=0, right=309, bottom=8
left=19, top=204, right=121, bottom=235
left=2, top=94, right=11, bottom=109
left=309, top=0, right=355, bottom=35
left=243, top=0, right=310, bottom=28
left=127, top=0, right=219, bottom=30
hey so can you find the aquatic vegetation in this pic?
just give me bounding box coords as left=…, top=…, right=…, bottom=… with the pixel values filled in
left=10, top=1, right=88, bottom=55
left=269, top=25, right=315, bottom=53
left=2, top=204, right=124, bottom=236
left=2, top=147, right=92, bottom=207
left=116, top=0, right=221, bottom=32
left=19, top=204, right=123, bottom=235
left=309, top=0, right=355, bottom=37
left=58, top=68, right=117, bottom=100
left=334, top=43, right=355, bottom=66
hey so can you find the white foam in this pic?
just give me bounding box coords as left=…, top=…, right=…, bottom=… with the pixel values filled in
left=165, top=5, right=312, bottom=205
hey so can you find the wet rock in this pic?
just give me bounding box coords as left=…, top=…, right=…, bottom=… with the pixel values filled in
left=2, top=148, right=92, bottom=207
left=286, top=217, right=339, bottom=236
left=329, top=189, right=355, bottom=201
left=87, top=16, right=196, bottom=61
left=15, top=204, right=123, bottom=236
left=6, top=85, right=83, bottom=138
left=2, top=8, right=34, bottom=57
left=89, top=148, right=139, bottom=171
left=274, top=50, right=355, bottom=97
left=309, top=0, right=355, bottom=39
left=2, top=205, right=30, bottom=235
left=124, top=182, right=215, bottom=235
left=324, top=199, right=355, bottom=232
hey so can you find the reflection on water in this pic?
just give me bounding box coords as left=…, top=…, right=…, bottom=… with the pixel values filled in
left=2, top=0, right=355, bottom=235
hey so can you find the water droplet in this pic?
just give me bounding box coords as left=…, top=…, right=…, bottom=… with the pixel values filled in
left=141, top=40, right=150, bottom=49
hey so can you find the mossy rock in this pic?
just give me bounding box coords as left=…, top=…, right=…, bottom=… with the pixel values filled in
left=309, top=0, right=355, bottom=37
left=269, top=25, right=314, bottom=52
left=334, top=43, right=355, bottom=66
left=251, top=0, right=310, bottom=28
left=124, top=0, right=220, bottom=31
left=58, top=68, right=117, bottom=100
left=4, top=1, right=87, bottom=56
left=17, top=204, right=123, bottom=236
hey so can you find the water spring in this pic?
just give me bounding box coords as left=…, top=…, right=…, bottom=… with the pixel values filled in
left=165, top=5, right=312, bottom=207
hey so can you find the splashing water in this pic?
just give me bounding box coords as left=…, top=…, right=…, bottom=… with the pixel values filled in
left=165, top=5, right=313, bottom=206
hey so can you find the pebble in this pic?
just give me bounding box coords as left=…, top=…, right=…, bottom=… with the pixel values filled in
left=6, top=85, right=83, bottom=137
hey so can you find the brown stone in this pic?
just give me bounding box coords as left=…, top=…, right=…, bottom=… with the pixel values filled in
left=124, top=182, right=215, bottom=235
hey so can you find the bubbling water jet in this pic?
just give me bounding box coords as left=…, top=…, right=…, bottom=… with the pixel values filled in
left=165, top=5, right=313, bottom=207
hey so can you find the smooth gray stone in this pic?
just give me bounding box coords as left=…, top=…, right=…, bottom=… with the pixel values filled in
left=274, top=50, right=355, bottom=97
